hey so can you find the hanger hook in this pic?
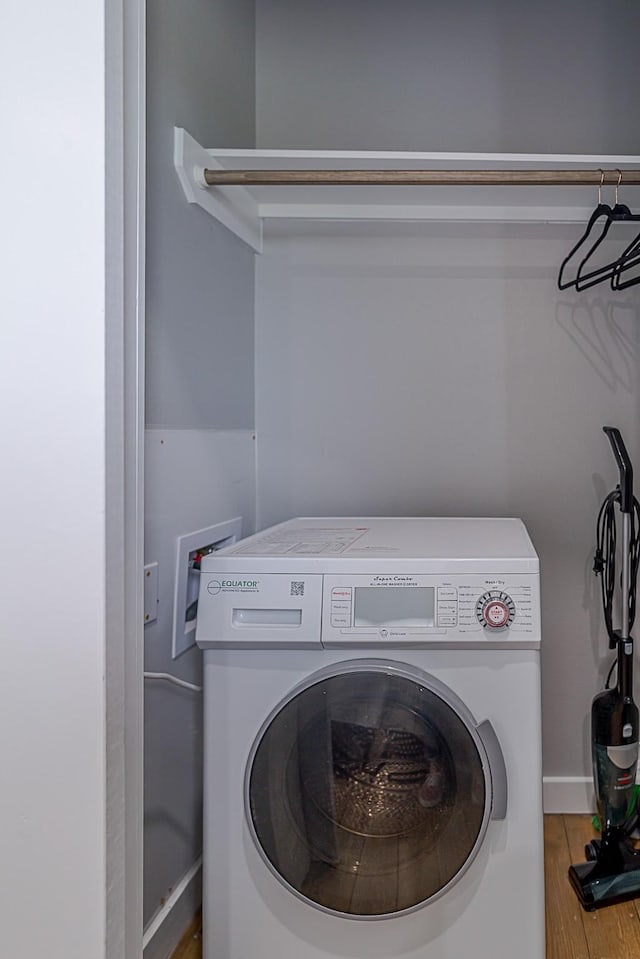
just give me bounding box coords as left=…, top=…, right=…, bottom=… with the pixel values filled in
left=616, top=169, right=622, bottom=205
left=598, top=169, right=605, bottom=205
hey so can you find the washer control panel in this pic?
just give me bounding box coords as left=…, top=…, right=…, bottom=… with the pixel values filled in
left=195, top=570, right=539, bottom=649
left=321, top=575, right=538, bottom=647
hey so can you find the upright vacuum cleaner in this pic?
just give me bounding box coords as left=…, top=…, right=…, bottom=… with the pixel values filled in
left=569, top=427, right=640, bottom=910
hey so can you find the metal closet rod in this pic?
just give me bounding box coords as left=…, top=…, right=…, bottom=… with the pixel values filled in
left=203, top=168, right=640, bottom=187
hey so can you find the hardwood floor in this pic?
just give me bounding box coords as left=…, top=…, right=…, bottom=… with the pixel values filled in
left=169, top=911, right=202, bottom=959
left=545, top=815, right=640, bottom=959
left=170, top=816, right=640, bottom=959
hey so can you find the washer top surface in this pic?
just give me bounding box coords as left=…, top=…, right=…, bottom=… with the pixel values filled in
left=220, top=516, right=538, bottom=571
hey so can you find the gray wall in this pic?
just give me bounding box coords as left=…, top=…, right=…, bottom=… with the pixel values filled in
left=256, top=0, right=640, bottom=153
left=147, top=0, right=255, bottom=431
left=253, top=0, right=640, bottom=792
left=144, top=0, right=256, bottom=930
left=143, top=429, right=255, bottom=929
left=255, top=225, right=640, bottom=784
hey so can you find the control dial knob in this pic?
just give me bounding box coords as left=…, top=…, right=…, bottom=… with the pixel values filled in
left=476, top=590, right=516, bottom=629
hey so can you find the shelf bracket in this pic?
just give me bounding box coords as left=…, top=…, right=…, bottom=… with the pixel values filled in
left=173, top=127, right=263, bottom=253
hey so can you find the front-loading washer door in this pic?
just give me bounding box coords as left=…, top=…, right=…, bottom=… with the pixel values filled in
left=245, top=659, right=504, bottom=919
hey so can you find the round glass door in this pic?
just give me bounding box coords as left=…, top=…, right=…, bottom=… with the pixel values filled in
left=246, top=662, right=492, bottom=918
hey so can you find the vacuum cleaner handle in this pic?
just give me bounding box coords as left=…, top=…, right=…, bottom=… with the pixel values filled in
left=604, top=426, right=634, bottom=515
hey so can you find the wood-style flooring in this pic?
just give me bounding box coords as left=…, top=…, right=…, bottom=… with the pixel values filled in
left=169, top=912, right=202, bottom=959
left=170, top=815, right=640, bottom=959
left=545, top=815, right=640, bottom=958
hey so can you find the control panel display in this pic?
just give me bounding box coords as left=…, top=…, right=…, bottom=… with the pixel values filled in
left=354, top=587, right=435, bottom=627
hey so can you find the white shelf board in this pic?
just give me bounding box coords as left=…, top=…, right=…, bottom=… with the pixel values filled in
left=174, top=128, right=640, bottom=251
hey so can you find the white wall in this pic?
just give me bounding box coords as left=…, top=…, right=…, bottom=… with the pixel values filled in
left=256, top=0, right=640, bottom=153
left=255, top=224, right=640, bottom=784
left=0, top=1, right=109, bottom=956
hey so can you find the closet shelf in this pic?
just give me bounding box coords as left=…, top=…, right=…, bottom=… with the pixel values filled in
left=174, top=127, right=640, bottom=253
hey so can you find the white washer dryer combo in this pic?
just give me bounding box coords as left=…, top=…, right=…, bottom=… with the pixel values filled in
left=196, top=517, right=544, bottom=959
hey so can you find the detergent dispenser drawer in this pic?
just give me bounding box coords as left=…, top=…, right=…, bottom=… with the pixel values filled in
left=196, top=572, right=323, bottom=648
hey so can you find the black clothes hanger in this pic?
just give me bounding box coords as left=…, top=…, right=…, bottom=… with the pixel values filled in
left=575, top=172, right=640, bottom=291
left=612, top=254, right=640, bottom=290
left=611, top=231, right=640, bottom=291
left=557, top=171, right=611, bottom=290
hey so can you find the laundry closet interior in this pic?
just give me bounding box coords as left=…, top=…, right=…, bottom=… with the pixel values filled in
left=142, top=0, right=640, bottom=948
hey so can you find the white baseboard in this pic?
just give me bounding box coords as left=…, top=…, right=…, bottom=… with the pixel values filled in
left=143, top=857, right=202, bottom=959
left=543, top=777, right=595, bottom=814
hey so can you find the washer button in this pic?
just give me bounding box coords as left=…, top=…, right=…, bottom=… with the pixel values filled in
left=330, top=601, right=351, bottom=613
left=437, top=587, right=458, bottom=600
left=332, top=588, right=352, bottom=600
left=331, top=614, right=350, bottom=627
